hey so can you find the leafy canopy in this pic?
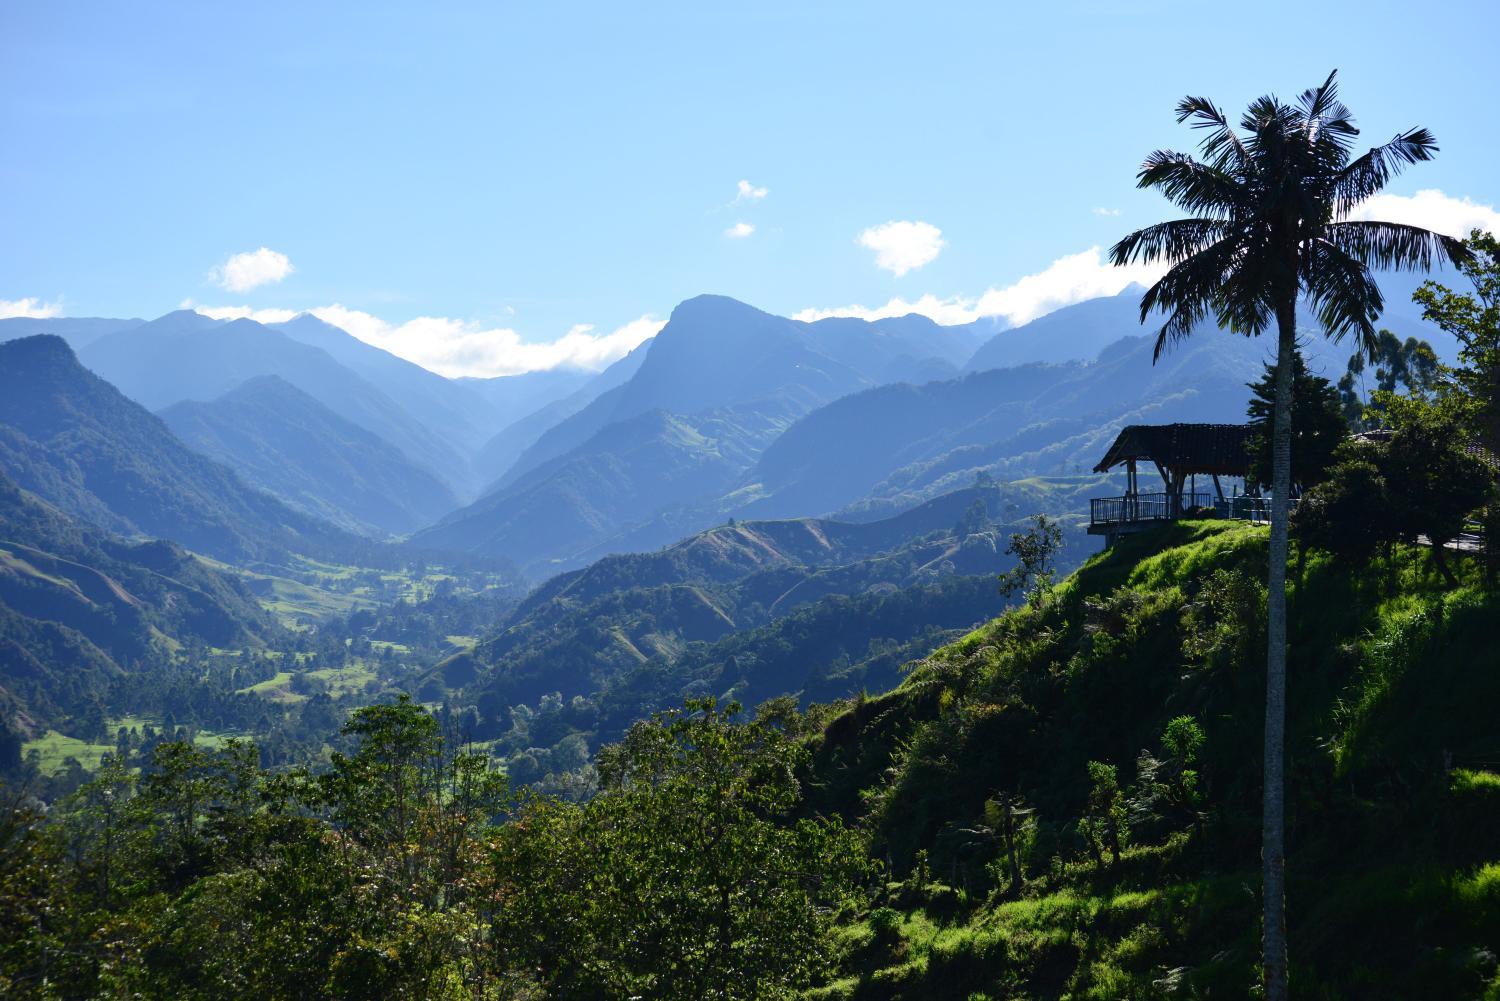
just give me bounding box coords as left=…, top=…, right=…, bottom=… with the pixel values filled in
left=1110, top=70, right=1471, bottom=359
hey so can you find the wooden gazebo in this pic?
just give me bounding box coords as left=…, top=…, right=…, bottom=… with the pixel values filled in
left=1089, top=423, right=1251, bottom=542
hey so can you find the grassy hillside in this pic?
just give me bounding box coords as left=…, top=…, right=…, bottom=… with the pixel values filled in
left=0, top=470, right=279, bottom=735
left=806, top=521, right=1500, bottom=999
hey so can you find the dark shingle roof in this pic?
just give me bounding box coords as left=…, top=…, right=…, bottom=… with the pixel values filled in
left=1094, top=423, right=1251, bottom=476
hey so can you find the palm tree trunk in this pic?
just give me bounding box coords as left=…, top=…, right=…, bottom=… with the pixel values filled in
left=1263, top=302, right=1294, bottom=1001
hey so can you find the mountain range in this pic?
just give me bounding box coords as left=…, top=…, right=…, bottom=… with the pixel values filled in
left=160, top=375, right=459, bottom=537
left=0, top=335, right=359, bottom=564
left=0, top=272, right=1471, bottom=762
left=1, top=270, right=1462, bottom=579
left=432, top=480, right=1101, bottom=728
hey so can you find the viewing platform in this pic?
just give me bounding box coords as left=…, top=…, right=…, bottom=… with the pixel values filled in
left=1087, top=423, right=1254, bottom=545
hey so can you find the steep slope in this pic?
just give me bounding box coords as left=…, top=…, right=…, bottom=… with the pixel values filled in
left=160, top=376, right=460, bottom=537
left=0, top=335, right=357, bottom=563
left=492, top=296, right=871, bottom=490
left=471, top=341, right=653, bottom=488
left=0, top=469, right=277, bottom=732
left=807, top=521, right=1500, bottom=998
left=80, top=311, right=468, bottom=493
left=271, top=314, right=497, bottom=457
left=414, top=402, right=798, bottom=571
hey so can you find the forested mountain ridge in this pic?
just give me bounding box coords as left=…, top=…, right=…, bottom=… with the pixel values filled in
left=0, top=468, right=277, bottom=740
left=425, top=484, right=1103, bottom=777
left=0, top=335, right=360, bottom=564
left=161, top=375, right=460, bottom=537
left=79, top=311, right=472, bottom=494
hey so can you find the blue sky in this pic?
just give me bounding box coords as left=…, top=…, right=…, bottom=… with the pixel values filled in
left=4, top=0, right=1499, bottom=376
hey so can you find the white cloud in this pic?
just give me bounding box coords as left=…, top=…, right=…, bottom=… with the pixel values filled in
left=794, top=245, right=1165, bottom=327
left=0, top=296, right=62, bottom=319
left=208, top=247, right=295, bottom=292
left=858, top=220, right=945, bottom=276
left=735, top=179, right=768, bottom=202
left=1347, top=188, right=1500, bottom=239
left=188, top=301, right=663, bottom=378
left=725, top=221, right=755, bottom=239
left=1093, top=207, right=1121, bottom=217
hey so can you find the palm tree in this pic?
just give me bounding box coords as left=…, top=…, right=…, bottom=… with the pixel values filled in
left=1109, top=72, right=1470, bottom=1000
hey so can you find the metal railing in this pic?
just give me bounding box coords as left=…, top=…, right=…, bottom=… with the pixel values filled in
left=1090, top=491, right=1218, bottom=527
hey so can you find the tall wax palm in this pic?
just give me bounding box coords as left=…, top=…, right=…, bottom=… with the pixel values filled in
left=1109, top=72, right=1470, bottom=1000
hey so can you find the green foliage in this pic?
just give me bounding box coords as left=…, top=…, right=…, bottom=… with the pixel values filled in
left=1298, top=405, right=1493, bottom=585
left=1078, top=761, right=1127, bottom=866
left=999, top=513, right=1064, bottom=608
left=1412, top=229, right=1500, bottom=461
left=1132, top=716, right=1206, bottom=840
left=2, top=693, right=874, bottom=999
left=1338, top=329, right=1442, bottom=428
left=807, top=519, right=1500, bottom=998
left=1293, top=452, right=1393, bottom=565
left=1247, top=346, right=1350, bottom=490
left=490, top=697, right=871, bottom=999
left=1180, top=565, right=1265, bottom=670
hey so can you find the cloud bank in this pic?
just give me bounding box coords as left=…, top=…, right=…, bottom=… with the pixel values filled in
left=858, top=220, right=945, bottom=276
left=1347, top=189, right=1500, bottom=239
left=0, top=297, right=62, bottom=319
left=209, top=248, right=295, bottom=292
left=187, top=301, right=663, bottom=379
left=796, top=245, right=1164, bottom=327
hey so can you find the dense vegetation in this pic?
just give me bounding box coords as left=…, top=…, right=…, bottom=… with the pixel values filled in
left=5, top=520, right=1497, bottom=998
left=0, top=695, right=868, bottom=999
left=804, top=520, right=1499, bottom=998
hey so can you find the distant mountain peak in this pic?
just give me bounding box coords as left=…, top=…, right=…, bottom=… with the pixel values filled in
left=0, top=333, right=78, bottom=365
left=666, top=294, right=770, bottom=326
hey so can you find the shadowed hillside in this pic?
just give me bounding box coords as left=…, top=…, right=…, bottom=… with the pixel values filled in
left=0, top=335, right=359, bottom=564
left=161, top=375, right=460, bottom=537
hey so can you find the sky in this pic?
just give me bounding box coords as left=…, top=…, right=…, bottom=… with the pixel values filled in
left=4, top=0, right=1499, bottom=378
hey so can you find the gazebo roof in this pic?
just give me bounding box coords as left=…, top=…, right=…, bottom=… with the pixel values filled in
left=1093, top=423, right=1251, bottom=476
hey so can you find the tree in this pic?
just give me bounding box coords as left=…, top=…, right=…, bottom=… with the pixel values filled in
left=1133, top=716, right=1208, bottom=842
left=1078, top=761, right=1127, bottom=866
left=1246, top=346, right=1348, bottom=492
left=1108, top=72, right=1469, bottom=998
left=490, top=698, right=869, bottom=999
left=1337, top=329, right=1441, bottom=427
left=1292, top=450, right=1394, bottom=567
left=999, top=513, right=1064, bottom=608
left=1411, top=229, right=1500, bottom=575
left=1378, top=402, right=1494, bottom=586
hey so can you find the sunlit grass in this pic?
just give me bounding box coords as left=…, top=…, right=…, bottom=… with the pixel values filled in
left=24, top=716, right=236, bottom=775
